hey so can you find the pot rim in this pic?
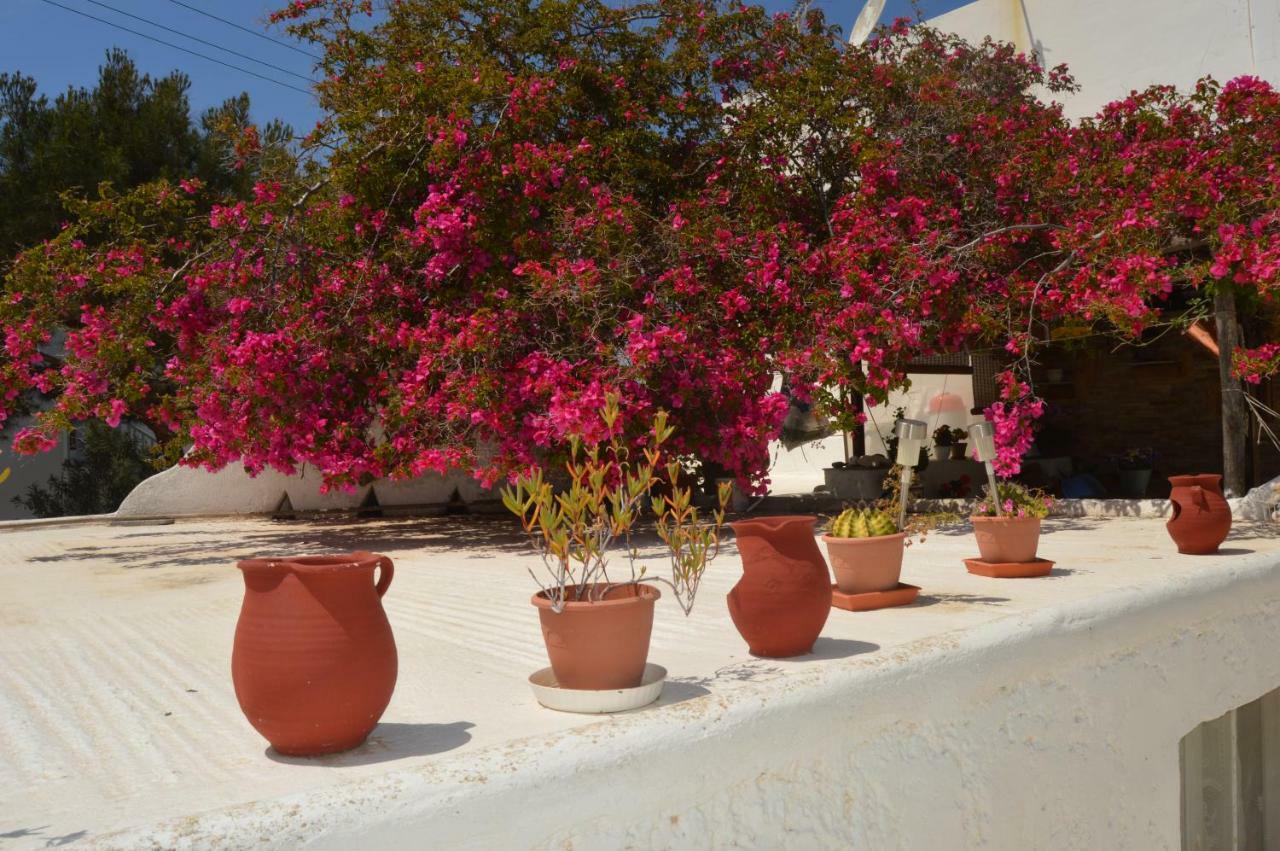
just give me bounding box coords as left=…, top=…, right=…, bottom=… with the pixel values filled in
left=531, top=582, right=661, bottom=610
left=821, top=532, right=907, bottom=546
left=237, top=550, right=381, bottom=574
left=1169, top=473, right=1222, bottom=486
left=730, top=514, right=817, bottom=534
left=969, top=515, right=1042, bottom=524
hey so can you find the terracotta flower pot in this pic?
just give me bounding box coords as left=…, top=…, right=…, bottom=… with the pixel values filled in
left=728, top=515, right=831, bottom=657
left=532, top=583, right=658, bottom=690
left=233, top=552, right=397, bottom=755
left=950, top=443, right=968, bottom=461
left=1167, top=474, right=1232, bottom=554
left=971, top=516, right=1041, bottom=563
left=823, top=533, right=906, bottom=594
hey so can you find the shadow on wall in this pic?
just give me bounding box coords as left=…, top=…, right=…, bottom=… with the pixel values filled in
left=266, top=720, right=475, bottom=767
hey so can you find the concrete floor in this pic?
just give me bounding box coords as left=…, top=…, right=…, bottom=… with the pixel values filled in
left=0, top=513, right=1276, bottom=847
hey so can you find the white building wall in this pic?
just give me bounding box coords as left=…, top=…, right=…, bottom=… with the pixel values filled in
left=932, top=0, right=1280, bottom=119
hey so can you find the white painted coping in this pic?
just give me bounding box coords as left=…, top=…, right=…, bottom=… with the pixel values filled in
left=115, top=462, right=495, bottom=517
left=2, top=516, right=1277, bottom=848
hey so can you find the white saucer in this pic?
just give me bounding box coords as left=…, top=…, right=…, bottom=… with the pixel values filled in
left=528, top=664, right=667, bottom=714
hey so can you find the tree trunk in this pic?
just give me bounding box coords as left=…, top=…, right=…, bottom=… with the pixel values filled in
left=1215, top=287, right=1250, bottom=496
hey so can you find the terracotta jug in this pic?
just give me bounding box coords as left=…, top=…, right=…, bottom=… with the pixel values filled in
left=233, top=552, right=397, bottom=755
left=1167, top=474, right=1232, bottom=554
left=728, top=516, right=831, bottom=658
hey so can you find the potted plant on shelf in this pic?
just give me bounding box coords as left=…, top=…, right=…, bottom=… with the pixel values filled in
left=971, top=482, right=1053, bottom=563
left=931, top=425, right=954, bottom=460
left=823, top=505, right=906, bottom=594
left=824, top=456, right=892, bottom=501
left=1116, top=447, right=1156, bottom=498
left=948, top=426, right=969, bottom=460
left=502, top=396, right=730, bottom=694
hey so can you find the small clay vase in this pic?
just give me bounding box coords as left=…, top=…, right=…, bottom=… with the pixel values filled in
left=728, top=516, right=831, bottom=657
left=233, top=552, right=397, bottom=755
left=971, top=516, right=1041, bottom=563
left=531, top=583, right=658, bottom=690
left=1167, top=474, right=1232, bottom=554
left=823, top=533, right=907, bottom=594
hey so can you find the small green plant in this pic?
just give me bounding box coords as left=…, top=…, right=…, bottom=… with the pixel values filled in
left=976, top=481, right=1053, bottom=519
left=932, top=425, right=954, bottom=447
left=829, top=505, right=899, bottom=538
left=501, top=395, right=731, bottom=615
left=950, top=426, right=968, bottom=444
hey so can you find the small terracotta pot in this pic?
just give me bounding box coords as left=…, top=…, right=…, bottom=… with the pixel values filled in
left=971, top=516, right=1041, bottom=563
left=233, top=552, right=397, bottom=756
left=1167, top=474, right=1232, bottom=554
left=728, top=516, right=831, bottom=657
left=950, top=443, right=968, bottom=461
left=532, top=583, right=658, bottom=690
left=823, top=533, right=906, bottom=594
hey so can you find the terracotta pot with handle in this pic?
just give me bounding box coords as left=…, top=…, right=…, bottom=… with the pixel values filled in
left=232, top=552, right=397, bottom=755
left=727, top=516, right=831, bottom=657
left=1167, top=474, right=1232, bottom=554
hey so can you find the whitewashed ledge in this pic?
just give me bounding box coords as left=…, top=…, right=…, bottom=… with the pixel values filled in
left=1, top=515, right=1278, bottom=849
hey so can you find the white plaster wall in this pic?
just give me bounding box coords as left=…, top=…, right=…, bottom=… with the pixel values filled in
left=91, top=549, right=1280, bottom=849
left=933, top=0, right=1280, bottom=119
left=115, top=462, right=493, bottom=517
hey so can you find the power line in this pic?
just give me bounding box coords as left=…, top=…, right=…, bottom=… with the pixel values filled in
left=164, top=0, right=322, bottom=61
left=78, top=0, right=314, bottom=83
left=37, top=0, right=315, bottom=97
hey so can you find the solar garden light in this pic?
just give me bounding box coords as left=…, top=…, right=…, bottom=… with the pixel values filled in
left=894, top=418, right=927, bottom=531
left=967, top=419, right=1003, bottom=516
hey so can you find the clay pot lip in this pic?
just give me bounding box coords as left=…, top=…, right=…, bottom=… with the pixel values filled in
left=969, top=515, right=1042, bottom=525
left=1168, top=473, right=1223, bottom=486
left=530, top=582, right=661, bottom=610
left=821, top=532, right=907, bottom=546
left=237, top=550, right=381, bottom=574
left=730, top=514, right=817, bottom=534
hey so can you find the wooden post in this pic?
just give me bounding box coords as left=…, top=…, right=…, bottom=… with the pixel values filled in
left=1215, top=287, right=1250, bottom=496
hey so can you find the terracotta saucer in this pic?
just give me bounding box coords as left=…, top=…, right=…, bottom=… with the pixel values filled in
left=964, top=557, right=1055, bottom=578
left=831, top=582, right=921, bottom=612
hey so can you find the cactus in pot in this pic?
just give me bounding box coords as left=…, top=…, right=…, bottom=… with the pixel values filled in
left=823, top=505, right=907, bottom=594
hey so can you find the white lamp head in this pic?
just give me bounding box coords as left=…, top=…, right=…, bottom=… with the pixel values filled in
left=894, top=418, right=927, bottom=468
left=967, top=420, right=997, bottom=463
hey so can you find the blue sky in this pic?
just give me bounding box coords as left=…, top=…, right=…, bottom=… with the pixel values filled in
left=0, top=0, right=973, bottom=137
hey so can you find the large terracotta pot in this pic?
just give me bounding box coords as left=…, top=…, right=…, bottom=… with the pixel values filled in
left=233, top=552, right=397, bottom=755
left=823, top=532, right=907, bottom=594
left=971, top=516, right=1041, bottom=563
left=532, top=583, right=658, bottom=690
left=728, top=516, right=831, bottom=658
left=1167, top=474, right=1232, bottom=554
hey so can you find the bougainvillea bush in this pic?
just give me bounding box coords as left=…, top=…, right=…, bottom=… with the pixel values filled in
left=2, top=0, right=1277, bottom=491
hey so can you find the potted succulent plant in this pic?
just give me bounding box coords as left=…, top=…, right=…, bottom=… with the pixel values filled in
left=824, top=457, right=892, bottom=501
left=931, top=425, right=954, bottom=461
left=1116, top=447, right=1156, bottom=498
left=971, top=482, right=1053, bottom=563
left=822, top=505, right=906, bottom=594
left=502, top=395, right=729, bottom=692
left=948, top=426, right=969, bottom=460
